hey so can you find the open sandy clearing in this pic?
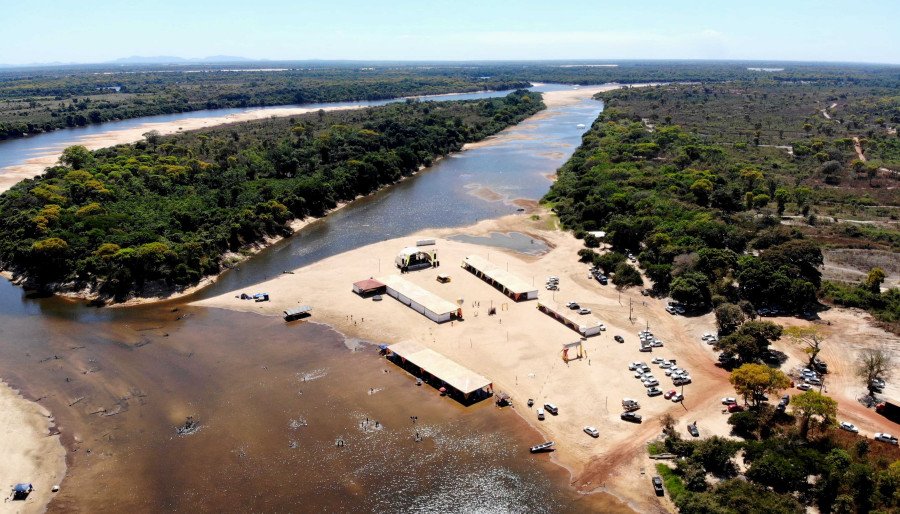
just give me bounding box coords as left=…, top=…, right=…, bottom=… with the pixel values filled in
left=194, top=212, right=735, bottom=512
left=0, top=381, right=66, bottom=514
left=195, top=210, right=900, bottom=511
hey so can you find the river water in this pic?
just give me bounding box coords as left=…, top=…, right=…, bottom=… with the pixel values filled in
left=0, top=85, right=631, bottom=512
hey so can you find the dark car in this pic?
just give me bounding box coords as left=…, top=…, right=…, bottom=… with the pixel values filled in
left=621, top=412, right=643, bottom=423
left=614, top=335, right=625, bottom=343
left=687, top=422, right=699, bottom=437
left=596, top=275, right=608, bottom=285
left=652, top=476, right=664, bottom=496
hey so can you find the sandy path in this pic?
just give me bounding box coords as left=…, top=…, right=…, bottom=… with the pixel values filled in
left=853, top=136, right=867, bottom=162
left=0, top=381, right=66, bottom=513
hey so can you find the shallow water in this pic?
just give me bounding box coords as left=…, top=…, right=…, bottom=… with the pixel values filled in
left=447, top=232, right=550, bottom=256
left=0, top=85, right=631, bottom=512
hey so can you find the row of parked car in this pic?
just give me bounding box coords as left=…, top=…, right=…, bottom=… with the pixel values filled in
left=630, top=359, right=693, bottom=396
left=638, top=329, right=664, bottom=352
left=588, top=266, right=608, bottom=285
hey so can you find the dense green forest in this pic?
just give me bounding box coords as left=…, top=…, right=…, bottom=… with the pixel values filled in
left=3, top=60, right=898, bottom=140
left=545, top=82, right=899, bottom=330
left=0, top=66, right=530, bottom=139
left=0, top=90, right=543, bottom=299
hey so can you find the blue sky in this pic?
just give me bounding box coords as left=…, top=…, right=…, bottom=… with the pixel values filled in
left=4, top=0, right=899, bottom=64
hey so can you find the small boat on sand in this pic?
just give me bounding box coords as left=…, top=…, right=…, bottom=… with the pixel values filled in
left=530, top=441, right=555, bottom=453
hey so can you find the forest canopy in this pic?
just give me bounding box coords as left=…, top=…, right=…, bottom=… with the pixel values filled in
left=0, top=90, right=543, bottom=299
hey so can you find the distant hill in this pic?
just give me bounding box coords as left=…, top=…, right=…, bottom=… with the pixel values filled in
left=108, top=55, right=253, bottom=64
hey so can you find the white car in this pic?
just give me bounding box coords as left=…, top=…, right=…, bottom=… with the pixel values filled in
left=797, top=383, right=811, bottom=391
left=671, top=393, right=684, bottom=402
left=633, top=370, right=645, bottom=379
left=578, top=308, right=591, bottom=315
left=628, top=361, right=643, bottom=371
left=874, top=433, right=899, bottom=445
left=584, top=426, right=600, bottom=438
left=651, top=357, right=663, bottom=364
left=721, top=397, right=737, bottom=405
left=665, top=305, right=677, bottom=314
left=839, top=421, right=859, bottom=433
left=660, top=362, right=672, bottom=369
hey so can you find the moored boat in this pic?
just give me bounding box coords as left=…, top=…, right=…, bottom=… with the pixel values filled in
left=530, top=441, right=555, bottom=453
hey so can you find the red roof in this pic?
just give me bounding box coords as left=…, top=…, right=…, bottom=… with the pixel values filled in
left=353, top=279, right=385, bottom=292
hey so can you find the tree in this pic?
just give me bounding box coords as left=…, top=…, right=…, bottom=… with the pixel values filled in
left=660, top=413, right=678, bottom=440
left=856, top=347, right=894, bottom=397
left=865, top=267, right=885, bottom=294
left=612, top=262, right=643, bottom=288
left=790, top=390, right=837, bottom=439
left=716, top=303, right=747, bottom=336
left=670, top=271, right=712, bottom=311
left=784, top=326, right=825, bottom=368
left=716, top=320, right=783, bottom=364
left=730, top=363, right=790, bottom=407
left=774, top=187, right=791, bottom=215
left=59, top=145, right=94, bottom=169
left=691, top=178, right=713, bottom=206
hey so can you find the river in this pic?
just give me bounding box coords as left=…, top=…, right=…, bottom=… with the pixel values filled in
left=0, top=85, right=632, bottom=512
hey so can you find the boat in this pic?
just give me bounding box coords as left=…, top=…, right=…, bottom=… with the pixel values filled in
left=530, top=441, right=555, bottom=453
left=577, top=123, right=586, bottom=128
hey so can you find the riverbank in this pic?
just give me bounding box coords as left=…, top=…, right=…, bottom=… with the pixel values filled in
left=0, top=381, right=66, bottom=514
left=192, top=210, right=707, bottom=512
left=194, top=208, right=900, bottom=513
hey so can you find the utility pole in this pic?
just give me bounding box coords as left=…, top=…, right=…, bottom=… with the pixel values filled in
left=629, top=298, right=635, bottom=323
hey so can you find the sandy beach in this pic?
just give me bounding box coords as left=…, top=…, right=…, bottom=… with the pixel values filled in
left=194, top=209, right=900, bottom=512
left=0, top=381, right=66, bottom=513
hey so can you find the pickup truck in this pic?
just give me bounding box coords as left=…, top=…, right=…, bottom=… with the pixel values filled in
left=875, top=401, right=900, bottom=424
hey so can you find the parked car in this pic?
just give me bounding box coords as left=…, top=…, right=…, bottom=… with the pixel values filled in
left=578, top=308, right=591, bottom=315
left=546, top=284, right=558, bottom=291
left=665, top=305, right=677, bottom=314
left=622, top=399, right=640, bottom=411
left=639, top=346, right=652, bottom=352
left=537, top=408, right=545, bottom=420
left=672, top=377, right=692, bottom=385
left=544, top=403, right=559, bottom=415
left=797, top=383, right=811, bottom=391
left=566, top=302, right=579, bottom=310
left=874, top=433, right=899, bottom=445
left=597, top=275, right=608, bottom=285
left=687, top=423, right=700, bottom=437
left=664, top=389, right=677, bottom=399
left=806, top=376, right=822, bottom=385
left=652, top=476, right=664, bottom=496
left=671, top=393, right=684, bottom=403
left=614, top=335, right=625, bottom=343
left=660, top=361, right=672, bottom=369
left=621, top=412, right=643, bottom=423
left=628, top=361, right=644, bottom=371
left=727, top=403, right=744, bottom=413
left=722, top=397, right=737, bottom=405
left=647, top=387, right=663, bottom=397
left=652, top=340, right=664, bottom=347
left=839, top=421, right=859, bottom=433
left=583, top=426, right=600, bottom=438
left=643, top=379, right=660, bottom=388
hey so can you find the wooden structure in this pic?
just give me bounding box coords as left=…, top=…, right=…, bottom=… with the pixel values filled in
left=283, top=305, right=312, bottom=321
left=461, top=255, right=538, bottom=302
left=537, top=301, right=604, bottom=337
left=387, top=341, right=492, bottom=400
left=352, top=278, right=386, bottom=296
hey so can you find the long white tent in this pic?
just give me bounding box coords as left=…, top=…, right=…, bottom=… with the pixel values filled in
left=380, top=275, right=458, bottom=323
left=461, top=255, right=538, bottom=301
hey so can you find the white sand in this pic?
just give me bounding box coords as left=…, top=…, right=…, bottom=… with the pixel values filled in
left=194, top=211, right=730, bottom=511
left=0, top=381, right=66, bottom=513
left=194, top=209, right=900, bottom=511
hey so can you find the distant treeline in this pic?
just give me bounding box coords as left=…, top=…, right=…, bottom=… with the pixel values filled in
left=2, top=61, right=898, bottom=140
left=0, top=90, right=543, bottom=299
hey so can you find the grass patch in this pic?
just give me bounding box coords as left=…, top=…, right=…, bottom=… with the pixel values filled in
left=647, top=441, right=665, bottom=455
left=655, top=463, right=687, bottom=502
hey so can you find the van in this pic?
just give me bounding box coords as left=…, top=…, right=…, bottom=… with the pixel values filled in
left=544, top=403, right=559, bottom=415
left=537, top=408, right=545, bottom=420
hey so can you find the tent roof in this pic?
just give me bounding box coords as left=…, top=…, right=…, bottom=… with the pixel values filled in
left=389, top=341, right=491, bottom=394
